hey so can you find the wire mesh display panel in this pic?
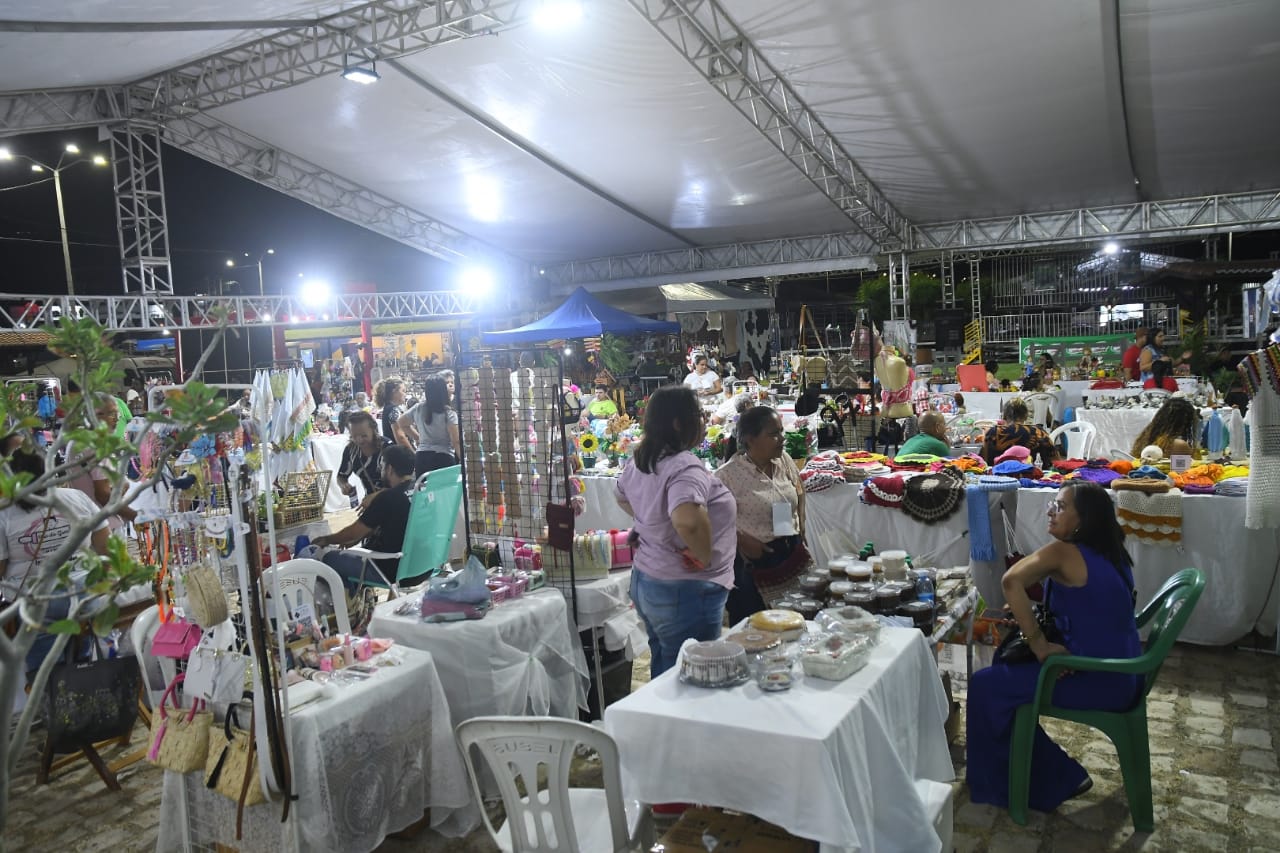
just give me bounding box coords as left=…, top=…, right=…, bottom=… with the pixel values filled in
left=456, top=350, right=580, bottom=618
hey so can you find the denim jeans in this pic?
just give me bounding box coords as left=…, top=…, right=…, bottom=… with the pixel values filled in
left=630, top=571, right=729, bottom=678
left=322, top=550, right=392, bottom=591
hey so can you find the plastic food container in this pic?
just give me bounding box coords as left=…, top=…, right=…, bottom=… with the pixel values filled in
left=844, top=590, right=876, bottom=612
left=817, top=606, right=882, bottom=643
left=845, top=562, right=873, bottom=583
left=828, top=580, right=854, bottom=600
left=800, top=633, right=875, bottom=681
left=799, top=573, right=830, bottom=596
left=874, top=587, right=901, bottom=613
left=679, top=641, right=749, bottom=687
left=899, top=600, right=936, bottom=633
left=879, top=550, right=909, bottom=580
left=795, top=598, right=823, bottom=620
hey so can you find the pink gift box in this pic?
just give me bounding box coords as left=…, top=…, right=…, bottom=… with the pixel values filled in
left=610, top=529, right=633, bottom=568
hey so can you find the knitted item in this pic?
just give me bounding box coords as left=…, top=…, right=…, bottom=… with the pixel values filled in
left=1053, top=459, right=1088, bottom=473
left=1116, top=488, right=1183, bottom=546
left=901, top=470, right=966, bottom=523
left=1108, top=460, right=1134, bottom=475
left=993, top=445, right=1031, bottom=465
left=966, top=475, right=1018, bottom=561
left=862, top=474, right=906, bottom=507
left=1075, top=466, right=1122, bottom=486
left=1241, top=343, right=1280, bottom=529
left=1111, top=478, right=1172, bottom=494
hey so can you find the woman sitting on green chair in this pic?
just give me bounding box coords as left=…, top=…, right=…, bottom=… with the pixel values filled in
left=966, top=481, right=1142, bottom=812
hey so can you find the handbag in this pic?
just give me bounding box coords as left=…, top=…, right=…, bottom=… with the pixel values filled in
left=544, top=422, right=575, bottom=550
left=151, top=619, right=202, bottom=659
left=205, top=703, right=265, bottom=840
left=184, top=636, right=249, bottom=705
left=146, top=674, right=211, bottom=773
left=184, top=563, right=229, bottom=627
left=993, top=586, right=1064, bottom=665
left=41, top=640, right=141, bottom=754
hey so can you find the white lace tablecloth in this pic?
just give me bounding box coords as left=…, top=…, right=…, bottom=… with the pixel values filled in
left=1077, top=407, right=1245, bottom=458
left=1013, top=488, right=1280, bottom=645
left=605, top=627, right=953, bottom=851
left=157, top=647, right=477, bottom=853
left=368, top=588, right=590, bottom=723
left=804, top=482, right=1013, bottom=608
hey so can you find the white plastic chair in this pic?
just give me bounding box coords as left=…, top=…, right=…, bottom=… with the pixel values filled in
left=262, top=558, right=351, bottom=635
left=456, top=716, right=653, bottom=853
left=1110, top=448, right=1135, bottom=461
left=129, top=604, right=175, bottom=712
left=1050, top=421, right=1097, bottom=459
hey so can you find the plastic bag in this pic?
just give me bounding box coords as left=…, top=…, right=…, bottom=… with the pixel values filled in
left=424, top=555, right=492, bottom=606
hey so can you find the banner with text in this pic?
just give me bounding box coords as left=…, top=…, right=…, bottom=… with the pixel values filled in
left=1018, top=334, right=1129, bottom=368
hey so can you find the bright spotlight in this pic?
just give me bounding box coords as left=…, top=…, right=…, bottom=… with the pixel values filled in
left=65, top=143, right=80, bottom=154
left=300, top=279, right=332, bottom=307
left=0, top=148, right=11, bottom=160
left=459, top=266, right=496, bottom=295
left=226, top=259, right=235, bottom=267
left=1103, top=242, right=1120, bottom=255
left=160, top=328, right=171, bottom=335
left=563, top=347, right=573, bottom=356
left=532, top=0, right=584, bottom=30
left=91, top=155, right=108, bottom=166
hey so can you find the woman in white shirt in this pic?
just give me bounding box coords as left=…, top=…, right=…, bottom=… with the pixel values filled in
left=683, top=355, right=722, bottom=398
left=397, top=377, right=461, bottom=477
left=0, top=449, right=110, bottom=675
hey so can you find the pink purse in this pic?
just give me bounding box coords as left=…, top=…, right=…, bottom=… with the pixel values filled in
left=610, top=529, right=633, bottom=568
left=152, top=620, right=202, bottom=660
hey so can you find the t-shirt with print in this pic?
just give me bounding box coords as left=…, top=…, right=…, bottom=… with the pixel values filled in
left=0, top=488, right=108, bottom=595
left=338, top=437, right=392, bottom=494
left=402, top=403, right=458, bottom=455
left=714, top=452, right=800, bottom=545
left=356, top=484, right=412, bottom=579
left=615, top=451, right=736, bottom=588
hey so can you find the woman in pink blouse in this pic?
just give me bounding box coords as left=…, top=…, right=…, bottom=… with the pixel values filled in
left=615, top=386, right=737, bottom=676
left=714, top=406, right=809, bottom=623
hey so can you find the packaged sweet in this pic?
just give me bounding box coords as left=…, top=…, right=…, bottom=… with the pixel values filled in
left=815, top=606, right=881, bottom=643
left=724, top=629, right=781, bottom=654
left=679, top=640, right=749, bottom=687
left=748, top=609, right=806, bottom=641
left=800, top=632, right=875, bottom=681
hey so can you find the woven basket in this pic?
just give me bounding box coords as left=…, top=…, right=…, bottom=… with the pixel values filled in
left=147, top=702, right=211, bottom=773
left=184, top=563, right=229, bottom=627
left=205, top=722, right=266, bottom=804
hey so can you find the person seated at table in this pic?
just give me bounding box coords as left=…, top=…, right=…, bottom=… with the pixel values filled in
left=398, top=377, right=461, bottom=477
left=586, top=383, right=619, bottom=421
left=710, top=391, right=754, bottom=426
left=966, top=481, right=1141, bottom=813
left=1142, top=358, right=1178, bottom=392
left=1138, top=328, right=1191, bottom=382
left=714, top=406, right=808, bottom=624
left=1130, top=396, right=1200, bottom=459
left=985, top=359, right=1001, bottom=391
left=982, top=399, right=1057, bottom=467
left=683, top=354, right=722, bottom=398
left=897, top=412, right=952, bottom=458
left=336, top=411, right=392, bottom=503
left=615, top=386, right=735, bottom=677
left=313, top=445, right=420, bottom=589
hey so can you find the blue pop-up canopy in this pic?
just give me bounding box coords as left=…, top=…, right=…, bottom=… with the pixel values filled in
left=480, top=287, right=680, bottom=344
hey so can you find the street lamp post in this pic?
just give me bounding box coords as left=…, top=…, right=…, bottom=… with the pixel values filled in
left=0, top=143, right=108, bottom=296
left=227, top=248, right=275, bottom=295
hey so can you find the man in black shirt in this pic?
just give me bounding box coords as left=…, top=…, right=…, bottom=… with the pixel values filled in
left=314, top=445, right=416, bottom=588
left=336, top=411, right=391, bottom=502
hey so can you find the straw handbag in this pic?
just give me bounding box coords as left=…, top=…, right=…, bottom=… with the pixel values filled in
left=205, top=704, right=266, bottom=806
left=146, top=675, right=211, bottom=773
left=184, top=563, right=229, bottom=627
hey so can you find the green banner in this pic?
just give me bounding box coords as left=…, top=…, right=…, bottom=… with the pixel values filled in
left=1018, top=334, right=1129, bottom=369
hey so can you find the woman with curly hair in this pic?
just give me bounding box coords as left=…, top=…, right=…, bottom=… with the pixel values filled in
left=982, top=398, right=1058, bottom=466
left=1130, top=396, right=1200, bottom=458
left=374, top=377, right=408, bottom=447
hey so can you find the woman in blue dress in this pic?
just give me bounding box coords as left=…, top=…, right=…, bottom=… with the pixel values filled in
left=966, top=481, right=1142, bottom=812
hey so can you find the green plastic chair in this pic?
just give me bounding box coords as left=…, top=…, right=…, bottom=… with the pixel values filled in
left=1007, top=568, right=1206, bottom=830
left=350, top=465, right=464, bottom=595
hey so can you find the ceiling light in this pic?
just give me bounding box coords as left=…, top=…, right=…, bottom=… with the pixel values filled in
left=91, top=155, right=108, bottom=166
left=65, top=143, right=80, bottom=154
left=0, top=148, right=11, bottom=160
left=342, top=54, right=380, bottom=84
left=300, top=279, right=332, bottom=307
left=30, top=164, right=43, bottom=173
left=160, top=328, right=170, bottom=335
left=1103, top=242, right=1120, bottom=255
left=532, top=0, right=584, bottom=30
left=458, top=266, right=496, bottom=295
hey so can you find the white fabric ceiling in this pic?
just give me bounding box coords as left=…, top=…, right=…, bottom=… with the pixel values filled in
left=598, top=282, right=776, bottom=315
left=3, top=0, right=1278, bottom=274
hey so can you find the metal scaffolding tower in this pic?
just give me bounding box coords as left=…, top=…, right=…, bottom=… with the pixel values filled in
left=888, top=253, right=910, bottom=321
left=111, top=123, right=172, bottom=296
left=940, top=252, right=956, bottom=310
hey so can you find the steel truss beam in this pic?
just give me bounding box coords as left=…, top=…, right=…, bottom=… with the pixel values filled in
left=0, top=290, right=482, bottom=334
left=542, top=232, right=878, bottom=293
left=940, top=252, right=955, bottom=310
left=0, top=87, right=125, bottom=137
left=888, top=253, right=909, bottom=321
left=111, top=123, right=173, bottom=295
left=163, top=113, right=524, bottom=274
left=626, top=0, right=910, bottom=245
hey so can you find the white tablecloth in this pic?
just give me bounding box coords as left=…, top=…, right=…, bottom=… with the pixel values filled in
left=1076, top=407, right=1246, bottom=458
left=573, top=569, right=647, bottom=657
left=605, top=627, right=953, bottom=852
left=954, top=390, right=1064, bottom=424
left=367, top=588, right=590, bottom=723
left=804, top=482, right=1012, bottom=606
left=577, top=473, right=630, bottom=532
left=1013, top=488, right=1280, bottom=645
left=311, top=433, right=364, bottom=514
left=157, top=647, right=477, bottom=852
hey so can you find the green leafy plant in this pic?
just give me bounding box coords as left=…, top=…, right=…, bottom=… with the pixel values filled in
left=0, top=316, right=232, bottom=839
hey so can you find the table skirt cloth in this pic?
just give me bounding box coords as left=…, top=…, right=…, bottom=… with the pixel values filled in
left=156, top=647, right=477, bottom=853
left=605, top=627, right=953, bottom=852
left=1076, top=407, right=1245, bottom=459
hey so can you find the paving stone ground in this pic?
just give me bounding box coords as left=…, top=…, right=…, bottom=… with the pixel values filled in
left=6, top=639, right=1278, bottom=851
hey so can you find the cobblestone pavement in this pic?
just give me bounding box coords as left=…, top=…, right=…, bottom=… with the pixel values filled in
left=6, top=640, right=1278, bottom=851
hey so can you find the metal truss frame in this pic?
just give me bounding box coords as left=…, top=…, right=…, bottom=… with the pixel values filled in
left=940, top=252, right=956, bottom=310
left=542, top=231, right=879, bottom=293
left=0, top=290, right=483, bottom=334
left=0, top=86, right=126, bottom=137
left=163, top=113, right=524, bottom=273
left=111, top=123, right=173, bottom=295
left=888, top=253, right=910, bottom=321
left=626, top=0, right=910, bottom=246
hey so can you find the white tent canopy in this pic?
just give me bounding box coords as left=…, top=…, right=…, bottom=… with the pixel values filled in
left=2, top=1, right=1278, bottom=291
left=598, top=282, right=774, bottom=316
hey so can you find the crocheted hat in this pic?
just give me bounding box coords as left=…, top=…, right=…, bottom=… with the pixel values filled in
left=862, top=474, right=906, bottom=508
left=993, top=445, right=1031, bottom=465
left=901, top=470, right=965, bottom=524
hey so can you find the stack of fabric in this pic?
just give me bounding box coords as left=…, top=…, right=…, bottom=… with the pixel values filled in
left=1217, top=477, right=1248, bottom=497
